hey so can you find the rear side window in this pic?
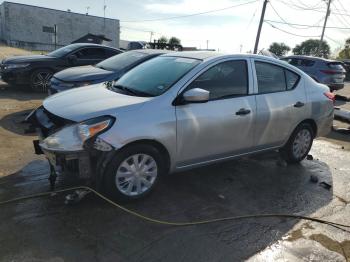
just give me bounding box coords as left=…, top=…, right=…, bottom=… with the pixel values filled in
left=104, top=48, right=121, bottom=59
left=188, top=60, right=248, bottom=100
left=75, top=48, right=106, bottom=59
left=255, top=61, right=300, bottom=93
left=289, top=58, right=300, bottom=66
left=301, top=59, right=315, bottom=67
left=285, top=70, right=299, bottom=90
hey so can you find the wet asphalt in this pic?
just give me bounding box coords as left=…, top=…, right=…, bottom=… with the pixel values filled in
left=0, top=139, right=349, bottom=262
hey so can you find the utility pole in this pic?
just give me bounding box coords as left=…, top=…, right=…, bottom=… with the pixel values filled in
left=54, top=24, right=57, bottom=50
left=318, top=0, right=331, bottom=57
left=149, top=32, right=154, bottom=42
left=206, top=40, right=209, bottom=50
left=103, top=0, right=107, bottom=29
left=253, top=0, right=268, bottom=54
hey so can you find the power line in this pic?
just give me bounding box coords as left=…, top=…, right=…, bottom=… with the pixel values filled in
left=276, top=0, right=326, bottom=11
left=265, top=19, right=350, bottom=30
left=335, top=0, right=350, bottom=14
left=325, top=35, right=343, bottom=46
left=294, top=0, right=324, bottom=10
left=332, top=0, right=350, bottom=27
left=277, top=0, right=350, bottom=16
left=269, top=1, right=323, bottom=29
left=244, top=1, right=260, bottom=30
left=120, top=0, right=258, bottom=23
left=265, top=21, right=321, bottom=37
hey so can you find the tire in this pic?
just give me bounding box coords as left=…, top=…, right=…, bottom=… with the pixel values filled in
left=103, top=144, right=166, bottom=201
left=30, top=69, right=53, bottom=92
left=280, top=123, right=314, bottom=164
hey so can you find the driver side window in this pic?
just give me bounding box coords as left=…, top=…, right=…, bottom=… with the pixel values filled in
left=187, top=60, right=248, bottom=100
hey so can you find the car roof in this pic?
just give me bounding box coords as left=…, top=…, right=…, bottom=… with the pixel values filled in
left=162, top=51, right=223, bottom=60
left=282, top=55, right=338, bottom=63
left=67, top=43, right=121, bottom=50
left=132, top=49, right=173, bottom=55
left=162, top=51, right=285, bottom=63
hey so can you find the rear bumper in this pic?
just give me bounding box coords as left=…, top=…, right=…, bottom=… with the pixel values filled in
left=315, top=112, right=334, bottom=137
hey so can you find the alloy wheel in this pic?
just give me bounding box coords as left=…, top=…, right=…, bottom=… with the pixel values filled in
left=115, top=154, right=158, bottom=196
left=32, top=71, right=52, bottom=92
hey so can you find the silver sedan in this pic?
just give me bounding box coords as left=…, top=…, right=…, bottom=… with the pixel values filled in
left=31, top=52, right=334, bottom=201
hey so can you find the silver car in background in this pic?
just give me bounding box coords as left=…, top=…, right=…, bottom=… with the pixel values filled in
left=281, top=55, right=346, bottom=91
left=30, top=52, right=334, bottom=201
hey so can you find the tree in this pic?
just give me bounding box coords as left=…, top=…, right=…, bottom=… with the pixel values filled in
left=292, top=39, right=330, bottom=58
left=158, top=36, right=168, bottom=44
left=268, top=42, right=290, bottom=57
left=168, top=36, right=181, bottom=46
left=337, top=38, right=350, bottom=59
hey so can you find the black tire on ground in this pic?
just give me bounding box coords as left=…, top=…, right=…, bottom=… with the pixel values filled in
left=30, top=69, right=53, bottom=92
left=280, top=123, right=314, bottom=164
left=103, top=144, right=166, bottom=202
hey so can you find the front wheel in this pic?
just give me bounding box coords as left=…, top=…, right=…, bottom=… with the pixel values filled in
left=280, top=123, right=314, bottom=164
left=103, top=144, right=165, bottom=201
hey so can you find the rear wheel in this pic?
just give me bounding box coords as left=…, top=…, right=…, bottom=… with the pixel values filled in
left=103, top=144, right=166, bottom=201
left=281, top=123, right=314, bottom=164
left=30, top=69, right=53, bottom=92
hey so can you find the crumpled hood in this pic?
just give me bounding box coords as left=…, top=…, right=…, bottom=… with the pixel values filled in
left=2, top=55, right=56, bottom=64
left=54, top=65, right=116, bottom=82
left=43, top=84, right=150, bottom=122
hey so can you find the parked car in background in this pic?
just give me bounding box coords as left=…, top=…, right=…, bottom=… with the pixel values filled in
left=49, top=49, right=170, bottom=95
left=29, top=52, right=333, bottom=201
left=340, top=59, right=350, bottom=81
left=0, top=43, right=122, bottom=92
left=281, top=55, right=346, bottom=91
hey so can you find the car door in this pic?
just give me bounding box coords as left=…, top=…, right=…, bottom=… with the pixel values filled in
left=175, top=59, right=256, bottom=168
left=252, top=59, right=308, bottom=149
left=73, top=47, right=108, bottom=66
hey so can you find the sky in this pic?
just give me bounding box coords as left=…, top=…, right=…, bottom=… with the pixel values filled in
left=3, top=0, right=350, bottom=54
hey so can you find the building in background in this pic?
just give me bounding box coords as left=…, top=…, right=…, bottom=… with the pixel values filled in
left=0, top=1, right=120, bottom=51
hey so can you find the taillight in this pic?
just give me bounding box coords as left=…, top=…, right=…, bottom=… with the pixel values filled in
left=324, top=92, right=335, bottom=102
left=320, top=70, right=339, bottom=75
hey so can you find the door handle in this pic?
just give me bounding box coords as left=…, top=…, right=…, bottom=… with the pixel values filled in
left=294, top=101, right=305, bottom=108
left=236, top=108, right=251, bottom=116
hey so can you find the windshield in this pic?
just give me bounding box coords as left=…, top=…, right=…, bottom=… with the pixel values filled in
left=114, top=56, right=201, bottom=97
left=47, top=44, right=78, bottom=58
left=97, top=51, right=148, bottom=71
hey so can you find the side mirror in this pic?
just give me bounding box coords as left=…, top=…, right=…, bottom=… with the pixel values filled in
left=182, top=88, right=209, bottom=103
left=67, top=54, right=77, bottom=65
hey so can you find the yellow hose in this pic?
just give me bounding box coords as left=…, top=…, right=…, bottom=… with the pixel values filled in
left=0, top=186, right=349, bottom=230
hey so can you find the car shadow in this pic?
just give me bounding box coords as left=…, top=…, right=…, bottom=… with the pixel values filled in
left=0, top=82, right=47, bottom=101
left=0, top=109, right=36, bottom=136
left=0, top=151, right=333, bottom=262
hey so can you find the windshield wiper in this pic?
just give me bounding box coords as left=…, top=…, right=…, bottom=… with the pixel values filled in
left=112, top=85, right=153, bottom=97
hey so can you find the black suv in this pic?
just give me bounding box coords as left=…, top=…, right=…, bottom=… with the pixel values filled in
left=0, top=43, right=122, bottom=92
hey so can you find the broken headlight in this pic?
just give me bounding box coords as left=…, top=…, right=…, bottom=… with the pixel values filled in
left=40, top=116, right=114, bottom=152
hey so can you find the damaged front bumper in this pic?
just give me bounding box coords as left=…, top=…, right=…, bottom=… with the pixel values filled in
left=37, top=145, right=93, bottom=179
left=28, top=106, right=114, bottom=182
